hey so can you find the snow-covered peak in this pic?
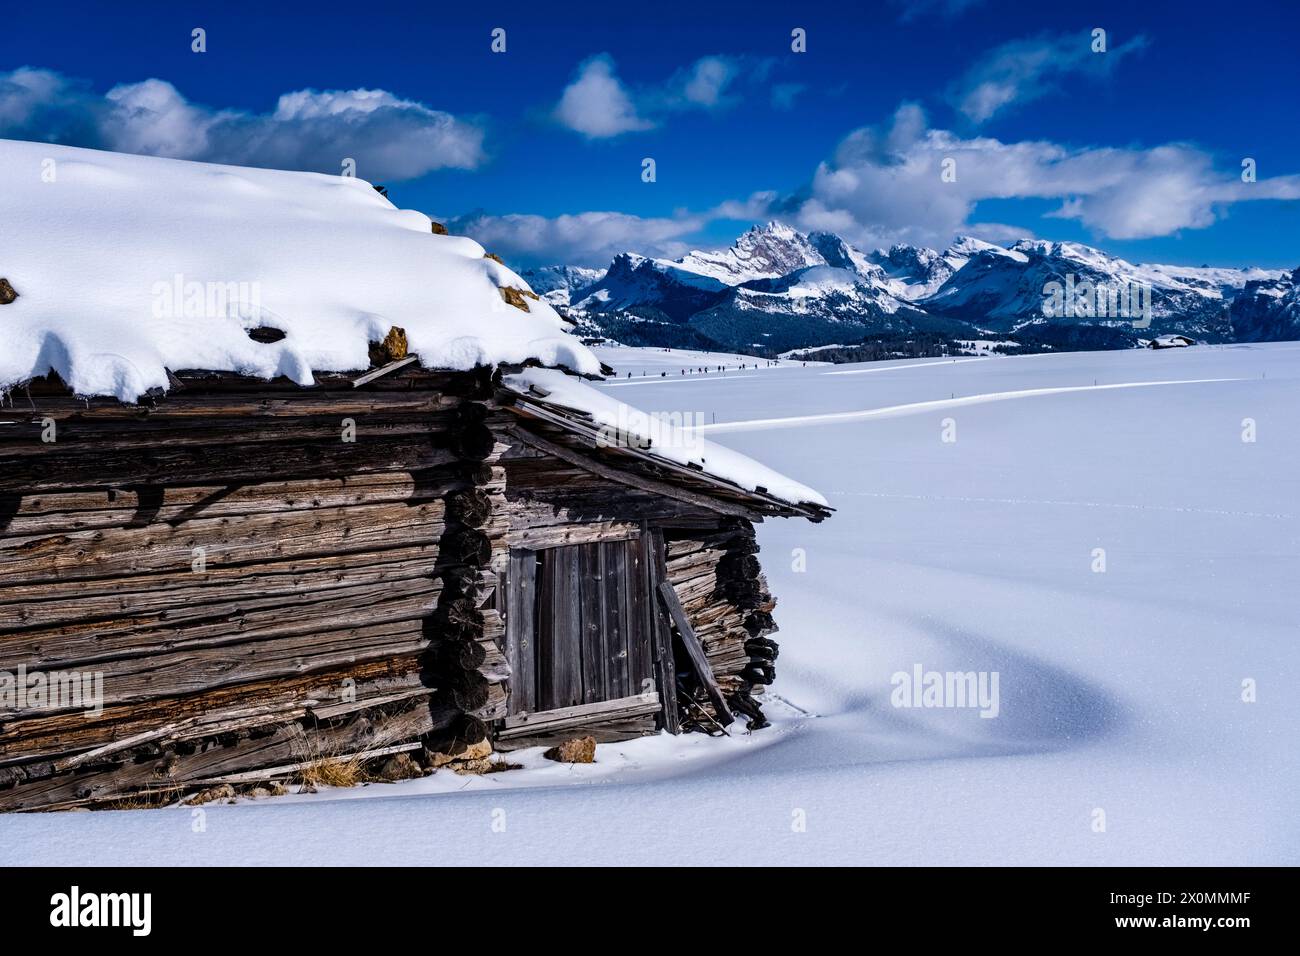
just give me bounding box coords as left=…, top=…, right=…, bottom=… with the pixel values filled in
left=885, top=243, right=943, bottom=270
left=677, top=220, right=828, bottom=283
left=0, top=139, right=598, bottom=402
left=611, top=251, right=650, bottom=270
left=808, top=232, right=884, bottom=278
left=1010, top=238, right=1122, bottom=272
left=945, top=235, right=998, bottom=257
left=750, top=220, right=802, bottom=242
left=520, top=264, right=605, bottom=294
left=944, top=235, right=1026, bottom=266
left=998, top=239, right=1277, bottom=298
left=570, top=250, right=729, bottom=320
left=867, top=243, right=954, bottom=301
left=1228, top=267, right=1300, bottom=341
left=519, top=265, right=605, bottom=307
left=1141, top=262, right=1287, bottom=295
left=771, top=265, right=869, bottom=297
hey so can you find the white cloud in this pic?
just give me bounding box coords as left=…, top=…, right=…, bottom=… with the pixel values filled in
left=552, top=56, right=653, bottom=138
left=673, top=56, right=740, bottom=108
left=0, top=67, right=485, bottom=181
left=0, top=68, right=102, bottom=143
left=791, top=103, right=1300, bottom=247
left=952, top=32, right=1148, bottom=124
left=709, top=190, right=780, bottom=221
left=102, top=78, right=216, bottom=157
left=448, top=210, right=706, bottom=266
left=552, top=54, right=770, bottom=138
left=449, top=192, right=791, bottom=268
left=449, top=103, right=1300, bottom=269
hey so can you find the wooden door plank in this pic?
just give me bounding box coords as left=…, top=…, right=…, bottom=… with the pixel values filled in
left=596, top=544, right=614, bottom=703
left=579, top=543, right=606, bottom=704
left=644, top=529, right=681, bottom=733
left=504, top=551, right=524, bottom=716
left=549, top=545, right=583, bottom=709
left=626, top=538, right=654, bottom=697
left=657, top=579, right=734, bottom=727
left=536, top=550, right=556, bottom=712
left=624, top=537, right=642, bottom=697
left=604, top=541, right=630, bottom=699
left=504, top=549, right=538, bottom=715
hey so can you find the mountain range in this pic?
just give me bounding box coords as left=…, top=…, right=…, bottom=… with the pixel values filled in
left=519, top=222, right=1300, bottom=356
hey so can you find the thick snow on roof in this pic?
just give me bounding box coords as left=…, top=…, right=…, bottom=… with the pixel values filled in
left=0, top=139, right=598, bottom=401
left=504, top=367, right=829, bottom=510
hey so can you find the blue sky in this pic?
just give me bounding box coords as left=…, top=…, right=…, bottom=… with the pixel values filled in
left=3, top=0, right=1298, bottom=268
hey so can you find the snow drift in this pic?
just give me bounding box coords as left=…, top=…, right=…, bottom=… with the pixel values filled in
left=0, top=139, right=599, bottom=402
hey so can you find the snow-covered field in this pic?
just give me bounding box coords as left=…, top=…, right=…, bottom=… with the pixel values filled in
left=4, top=343, right=1297, bottom=866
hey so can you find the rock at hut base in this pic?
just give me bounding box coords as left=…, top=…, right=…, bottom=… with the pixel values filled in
left=543, top=736, right=596, bottom=764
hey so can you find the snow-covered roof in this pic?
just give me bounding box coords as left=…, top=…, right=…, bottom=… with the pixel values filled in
left=502, top=368, right=830, bottom=515
left=0, top=139, right=599, bottom=402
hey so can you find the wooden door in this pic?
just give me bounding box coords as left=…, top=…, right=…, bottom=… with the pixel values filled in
left=505, top=538, right=658, bottom=715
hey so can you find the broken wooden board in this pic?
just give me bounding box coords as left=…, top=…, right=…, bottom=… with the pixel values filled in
left=656, top=580, right=734, bottom=726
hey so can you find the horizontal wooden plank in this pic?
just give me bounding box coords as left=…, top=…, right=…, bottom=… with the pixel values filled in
left=0, top=655, right=425, bottom=764
left=1, top=615, right=430, bottom=717
left=0, top=436, right=464, bottom=492
left=1, top=577, right=440, bottom=671
left=0, top=412, right=463, bottom=454
left=0, top=546, right=442, bottom=627
left=0, top=501, right=445, bottom=585
left=494, top=715, right=657, bottom=751
left=0, top=695, right=446, bottom=811
left=0, top=396, right=456, bottom=423
left=0, top=471, right=468, bottom=538
left=498, top=692, right=660, bottom=738
left=508, top=521, right=641, bottom=550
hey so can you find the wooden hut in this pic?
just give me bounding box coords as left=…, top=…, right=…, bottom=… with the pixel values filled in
left=0, top=140, right=828, bottom=810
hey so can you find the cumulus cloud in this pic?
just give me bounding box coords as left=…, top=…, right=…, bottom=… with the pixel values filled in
left=668, top=56, right=741, bottom=109
left=447, top=102, right=1300, bottom=268
left=447, top=210, right=707, bottom=266
left=0, top=66, right=485, bottom=181
left=451, top=187, right=801, bottom=267
left=952, top=32, right=1148, bottom=124
left=0, top=68, right=103, bottom=143
left=552, top=56, right=654, bottom=138
left=552, top=53, right=769, bottom=138
left=709, top=190, right=781, bottom=221
left=789, top=103, right=1300, bottom=247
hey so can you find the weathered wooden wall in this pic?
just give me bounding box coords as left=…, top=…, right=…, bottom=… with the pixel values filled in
left=662, top=521, right=779, bottom=729
left=494, top=422, right=780, bottom=738
left=0, top=369, right=788, bottom=809
left=0, top=369, right=501, bottom=810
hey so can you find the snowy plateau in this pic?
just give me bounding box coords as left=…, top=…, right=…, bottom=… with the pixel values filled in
left=4, top=342, right=1295, bottom=866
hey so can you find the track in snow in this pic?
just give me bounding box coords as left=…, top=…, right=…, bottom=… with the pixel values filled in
left=692, top=377, right=1243, bottom=434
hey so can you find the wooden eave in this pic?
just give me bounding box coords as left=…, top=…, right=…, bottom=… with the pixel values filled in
left=498, top=387, right=831, bottom=523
